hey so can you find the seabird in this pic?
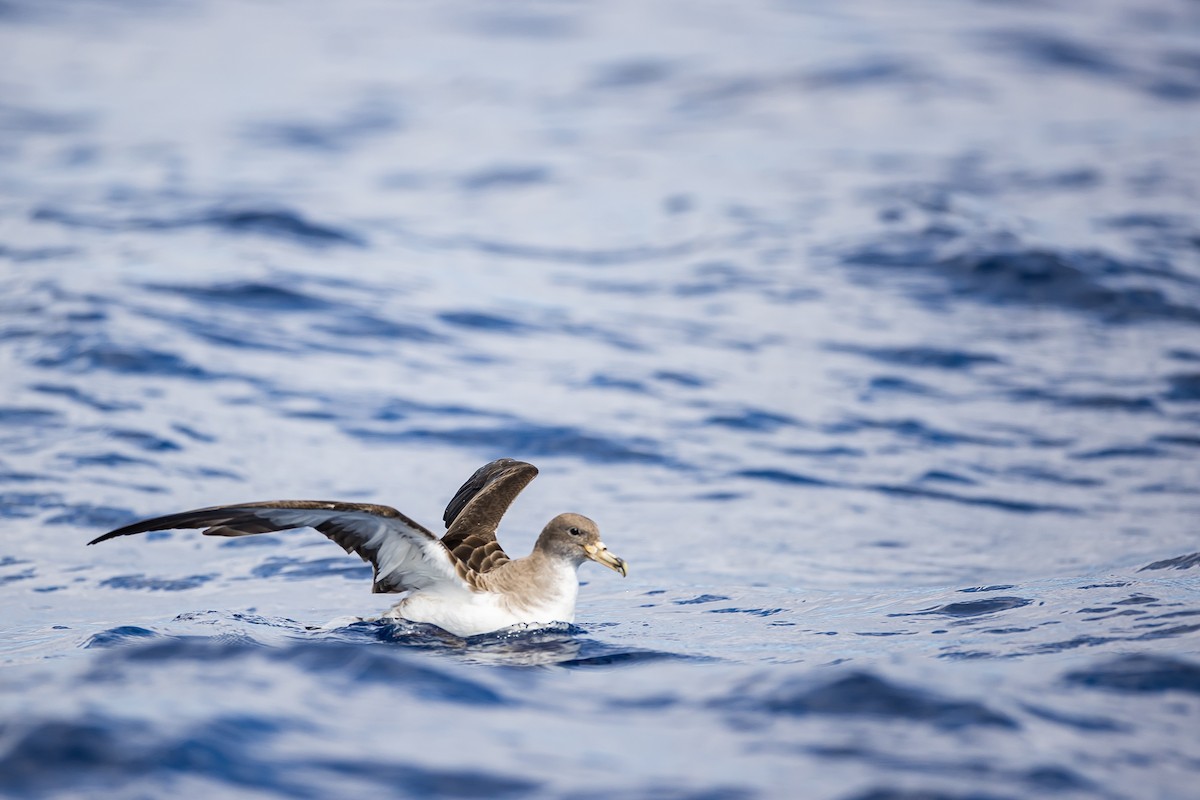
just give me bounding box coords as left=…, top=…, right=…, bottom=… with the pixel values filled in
left=88, top=458, right=628, bottom=637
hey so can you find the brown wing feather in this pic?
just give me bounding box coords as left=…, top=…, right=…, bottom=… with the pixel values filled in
left=439, top=458, right=538, bottom=576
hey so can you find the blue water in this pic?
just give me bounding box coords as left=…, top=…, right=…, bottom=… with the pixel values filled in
left=2, top=0, right=1199, bottom=797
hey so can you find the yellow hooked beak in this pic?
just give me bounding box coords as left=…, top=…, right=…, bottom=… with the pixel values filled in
left=584, top=542, right=628, bottom=577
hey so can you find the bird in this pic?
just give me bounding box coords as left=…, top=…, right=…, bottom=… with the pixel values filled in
left=88, top=458, right=627, bottom=637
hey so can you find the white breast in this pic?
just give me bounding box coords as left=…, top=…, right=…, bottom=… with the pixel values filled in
left=382, top=560, right=580, bottom=638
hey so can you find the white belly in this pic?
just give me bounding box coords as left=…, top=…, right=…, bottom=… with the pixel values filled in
left=382, top=570, right=580, bottom=638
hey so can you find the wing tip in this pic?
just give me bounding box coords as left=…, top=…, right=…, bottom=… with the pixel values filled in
left=88, top=525, right=134, bottom=546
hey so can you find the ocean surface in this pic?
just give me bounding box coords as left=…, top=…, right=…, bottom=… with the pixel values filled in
left=2, top=1, right=1199, bottom=797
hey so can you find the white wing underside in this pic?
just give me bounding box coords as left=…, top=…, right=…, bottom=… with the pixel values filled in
left=208, top=508, right=464, bottom=593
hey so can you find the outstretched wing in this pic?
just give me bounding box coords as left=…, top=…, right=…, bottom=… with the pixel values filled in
left=439, top=458, right=538, bottom=576
left=88, top=500, right=457, bottom=594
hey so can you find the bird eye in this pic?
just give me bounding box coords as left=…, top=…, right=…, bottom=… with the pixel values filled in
left=568, top=527, right=581, bottom=536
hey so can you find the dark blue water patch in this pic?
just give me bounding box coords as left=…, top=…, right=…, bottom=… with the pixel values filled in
left=83, top=625, right=161, bottom=649
left=437, top=310, right=530, bottom=334
left=45, top=503, right=136, bottom=528
left=559, top=319, right=650, bottom=353
left=0, top=243, right=77, bottom=262
left=692, top=491, right=745, bottom=502
left=189, top=209, right=366, bottom=247
left=934, top=155, right=1098, bottom=204
left=99, top=573, right=216, bottom=591
left=250, top=555, right=372, bottom=582
left=1018, top=618, right=1200, bottom=656
left=824, top=343, right=992, bottom=371
left=0, top=712, right=313, bottom=798
left=0, top=102, right=93, bottom=135
left=1070, top=444, right=1165, bottom=460
left=675, top=594, right=731, bottom=605
left=958, top=585, right=1016, bottom=593
left=982, top=29, right=1200, bottom=102
left=1144, top=78, right=1200, bottom=102
left=401, top=229, right=704, bottom=266
left=846, top=789, right=1015, bottom=800
left=1006, top=387, right=1159, bottom=414
left=32, top=206, right=364, bottom=247
left=567, top=276, right=661, bottom=296
left=1139, top=552, right=1200, bottom=572
left=843, top=239, right=1200, bottom=324
left=733, top=469, right=1074, bottom=514
left=865, top=485, right=1076, bottom=515
left=1111, top=594, right=1158, bottom=606
left=812, top=740, right=1094, bottom=796
left=559, top=649, right=706, bottom=668
left=999, top=465, right=1102, bottom=488
left=1154, top=433, right=1200, bottom=449
left=1003, top=167, right=1103, bottom=193
left=941, top=249, right=1200, bottom=322
left=144, top=281, right=337, bottom=312
left=106, top=428, right=182, bottom=452
left=1169, top=348, right=1200, bottom=363
left=985, top=29, right=1125, bottom=76
left=890, top=597, right=1033, bottom=618
left=29, top=383, right=140, bottom=412
left=90, top=633, right=514, bottom=707
left=588, top=58, right=677, bottom=89
left=1019, top=702, right=1127, bottom=733
left=706, top=408, right=801, bottom=432
left=802, top=57, right=925, bottom=91
left=313, top=314, right=444, bottom=343
left=0, top=491, right=65, bottom=519
left=674, top=73, right=780, bottom=115
left=351, top=423, right=669, bottom=465
left=301, top=758, right=540, bottom=798
left=708, top=607, right=785, bottom=618
left=823, top=416, right=1008, bottom=447
left=1163, top=372, right=1200, bottom=401
left=60, top=451, right=155, bottom=469
left=652, top=370, right=709, bottom=388
left=458, top=164, right=552, bottom=191
left=0, top=567, right=34, bottom=585
left=244, top=105, right=402, bottom=153
left=138, top=310, right=372, bottom=358
left=170, top=423, right=214, bottom=443
left=183, top=465, right=243, bottom=481
left=674, top=260, right=764, bottom=297
left=33, top=335, right=215, bottom=378
left=1134, top=622, right=1200, bottom=641
left=865, top=375, right=938, bottom=397
left=159, top=319, right=293, bottom=354
left=368, top=395, right=491, bottom=422
left=779, top=445, right=864, bottom=458
left=918, top=470, right=977, bottom=486
left=276, top=643, right=508, bottom=704
left=587, top=374, right=649, bottom=393
left=1102, top=212, right=1193, bottom=231
left=717, top=671, right=1018, bottom=731
left=0, top=406, right=60, bottom=425
left=735, top=468, right=830, bottom=487
left=1063, top=654, right=1200, bottom=694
